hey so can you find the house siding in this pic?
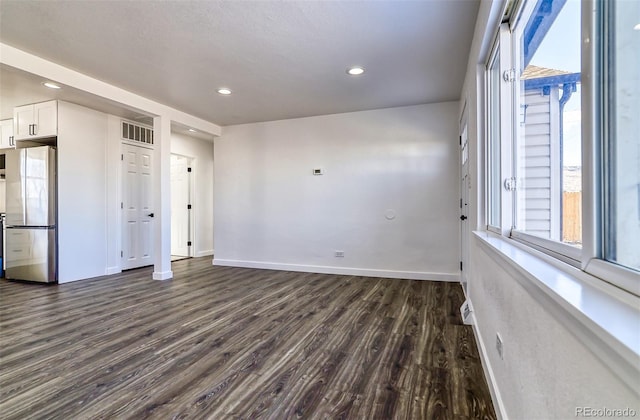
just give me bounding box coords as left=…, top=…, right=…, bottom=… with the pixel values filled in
left=519, top=87, right=560, bottom=240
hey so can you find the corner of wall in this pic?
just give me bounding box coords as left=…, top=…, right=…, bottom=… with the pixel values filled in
left=470, top=309, right=508, bottom=420
left=195, top=250, right=214, bottom=258
left=105, top=266, right=121, bottom=275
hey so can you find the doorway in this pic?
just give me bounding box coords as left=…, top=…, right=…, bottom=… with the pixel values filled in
left=170, top=154, right=193, bottom=260
left=122, top=143, right=154, bottom=270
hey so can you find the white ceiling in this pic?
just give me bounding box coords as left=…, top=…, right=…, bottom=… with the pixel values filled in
left=0, top=0, right=479, bottom=127
left=0, top=64, right=153, bottom=123
left=0, top=64, right=215, bottom=141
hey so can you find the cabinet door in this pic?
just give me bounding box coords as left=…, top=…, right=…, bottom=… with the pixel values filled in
left=33, top=101, right=58, bottom=138
left=0, top=119, right=14, bottom=149
left=13, top=105, right=34, bottom=140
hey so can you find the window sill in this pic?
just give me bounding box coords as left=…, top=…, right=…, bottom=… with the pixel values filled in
left=473, top=230, right=640, bottom=394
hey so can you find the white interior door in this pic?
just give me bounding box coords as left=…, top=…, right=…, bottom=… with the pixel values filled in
left=460, top=110, right=470, bottom=292
left=170, top=154, right=191, bottom=257
left=122, top=143, right=154, bottom=270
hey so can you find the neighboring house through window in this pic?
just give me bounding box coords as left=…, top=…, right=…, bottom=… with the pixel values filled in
left=519, top=64, right=581, bottom=244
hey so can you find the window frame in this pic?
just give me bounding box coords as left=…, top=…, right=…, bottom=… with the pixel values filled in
left=509, top=0, right=584, bottom=263
left=483, top=0, right=640, bottom=297
left=486, top=34, right=502, bottom=235
left=486, top=24, right=515, bottom=236
left=580, top=0, right=640, bottom=295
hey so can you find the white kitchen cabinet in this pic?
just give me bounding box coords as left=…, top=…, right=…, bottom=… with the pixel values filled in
left=13, top=101, right=58, bottom=141
left=0, top=119, right=15, bottom=149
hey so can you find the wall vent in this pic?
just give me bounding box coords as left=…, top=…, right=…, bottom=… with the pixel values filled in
left=460, top=299, right=474, bottom=325
left=121, top=121, right=154, bottom=145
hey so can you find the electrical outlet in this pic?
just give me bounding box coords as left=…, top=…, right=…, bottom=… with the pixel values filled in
left=496, top=333, right=504, bottom=360
left=334, top=251, right=345, bottom=257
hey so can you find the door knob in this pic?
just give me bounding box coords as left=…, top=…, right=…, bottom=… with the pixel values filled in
left=460, top=215, right=467, bottom=221
left=148, top=213, right=154, bottom=218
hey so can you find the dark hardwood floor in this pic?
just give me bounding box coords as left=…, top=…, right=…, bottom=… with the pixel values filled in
left=0, top=257, right=495, bottom=419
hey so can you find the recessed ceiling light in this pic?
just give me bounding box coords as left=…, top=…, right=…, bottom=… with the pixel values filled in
left=188, top=128, right=197, bottom=132
left=347, top=66, right=365, bottom=76
left=634, top=23, right=640, bottom=30
left=43, top=82, right=61, bottom=89
left=217, top=88, right=232, bottom=95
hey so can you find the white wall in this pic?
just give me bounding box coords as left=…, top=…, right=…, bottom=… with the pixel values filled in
left=214, top=103, right=460, bottom=280
left=104, top=115, right=120, bottom=274
left=470, top=242, right=638, bottom=418
left=461, top=1, right=638, bottom=418
left=171, top=132, right=214, bottom=257
left=57, top=101, right=108, bottom=283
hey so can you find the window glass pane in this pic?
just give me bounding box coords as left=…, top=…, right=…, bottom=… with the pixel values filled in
left=604, top=1, right=640, bottom=272
left=515, top=0, right=582, bottom=246
left=488, top=49, right=502, bottom=228
left=461, top=124, right=468, bottom=165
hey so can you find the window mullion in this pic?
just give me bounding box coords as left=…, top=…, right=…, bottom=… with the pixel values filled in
left=580, top=0, right=599, bottom=269
left=486, top=33, right=502, bottom=231
left=499, top=24, right=515, bottom=236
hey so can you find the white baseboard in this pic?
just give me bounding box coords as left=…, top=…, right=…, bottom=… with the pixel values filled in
left=58, top=277, right=84, bottom=284
left=59, top=272, right=104, bottom=283
left=105, top=266, right=120, bottom=275
left=195, top=249, right=214, bottom=258
left=470, top=311, right=508, bottom=420
left=212, top=258, right=459, bottom=281
left=152, top=270, right=173, bottom=281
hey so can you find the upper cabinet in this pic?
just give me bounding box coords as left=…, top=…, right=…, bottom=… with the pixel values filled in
left=1, top=119, right=15, bottom=149
left=14, top=101, right=58, bottom=141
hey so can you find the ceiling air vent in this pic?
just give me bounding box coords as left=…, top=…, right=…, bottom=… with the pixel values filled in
left=121, top=121, right=154, bottom=145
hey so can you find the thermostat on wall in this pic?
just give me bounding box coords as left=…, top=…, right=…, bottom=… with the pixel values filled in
left=313, top=168, right=323, bottom=175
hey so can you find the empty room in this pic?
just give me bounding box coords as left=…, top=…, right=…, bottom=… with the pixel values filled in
left=0, top=0, right=638, bottom=419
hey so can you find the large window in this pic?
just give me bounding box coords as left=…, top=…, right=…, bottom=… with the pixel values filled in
left=485, top=0, right=639, bottom=294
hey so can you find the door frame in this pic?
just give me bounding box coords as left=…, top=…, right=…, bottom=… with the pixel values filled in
left=460, top=100, right=470, bottom=292
left=170, top=153, right=195, bottom=258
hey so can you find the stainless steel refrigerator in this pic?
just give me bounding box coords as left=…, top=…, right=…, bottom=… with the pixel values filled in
left=5, top=146, right=57, bottom=283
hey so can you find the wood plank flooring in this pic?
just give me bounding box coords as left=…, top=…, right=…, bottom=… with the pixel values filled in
left=0, top=257, right=496, bottom=419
